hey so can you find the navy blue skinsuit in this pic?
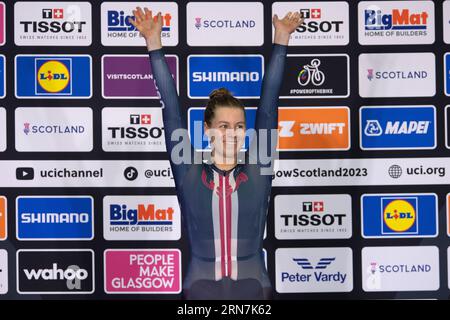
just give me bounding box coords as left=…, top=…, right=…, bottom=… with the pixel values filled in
left=148, top=43, right=287, bottom=300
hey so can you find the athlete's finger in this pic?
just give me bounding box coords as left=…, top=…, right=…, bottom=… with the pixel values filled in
left=144, top=7, right=153, bottom=20
left=128, top=16, right=137, bottom=28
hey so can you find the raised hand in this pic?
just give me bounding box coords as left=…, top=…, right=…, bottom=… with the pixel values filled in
left=128, top=6, right=163, bottom=51
left=273, top=11, right=304, bottom=45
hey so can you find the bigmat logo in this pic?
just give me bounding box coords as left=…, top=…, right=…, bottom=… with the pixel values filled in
left=0, top=196, right=6, bottom=240
left=103, top=196, right=181, bottom=241
left=358, top=1, right=435, bottom=45
left=272, top=2, right=349, bottom=46
left=274, top=194, right=352, bottom=240
left=15, top=107, right=93, bottom=152
left=0, top=2, right=4, bottom=46
left=14, top=2, right=92, bottom=46
left=359, top=52, right=435, bottom=98
left=360, top=106, right=436, bottom=150
left=278, top=107, right=350, bottom=151
left=362, top=246, right=439, bottom=292
left=361, top=193, right=438, bottom=238
left=104, top=249, right=182, bottom=294
left=188, top=55, right=264, bottom=99
left=101, top=2, right=178, bottom=47
left=0, top=55, right=5, bottom=98
left=17, top=249, right=94, bottom=294
left=0, top=249, right=7, bottom=294
left=102, top=55, right=178, bottom=99
left=280, top=54, right=349, bottom=99
left=16, top=196, right=94, bottom=241
left=102, top=108, right=165, bottom=152
left=186, top=2, right=263, bottom=46
left=0, top=107, right=5, bottom=151
left=275, top=247, right=353, bottom=293
left=15, top=54, right=92, bottom=99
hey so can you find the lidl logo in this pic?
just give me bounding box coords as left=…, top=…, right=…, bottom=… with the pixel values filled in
left=361, top=193, right=437, bottom=238
left=15, top=55, right=91, bottom=98
left=36, top=59, right=71, bottom=94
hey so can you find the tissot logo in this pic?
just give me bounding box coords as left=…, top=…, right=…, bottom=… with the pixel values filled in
left=14, top=2, right=92, bottom=46
left=17, top=249, right=94, bottom=294
left=274, top=194, right=352, bottom=240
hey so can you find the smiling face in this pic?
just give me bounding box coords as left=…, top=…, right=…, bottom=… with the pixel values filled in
left=204, top=106, right=246, bottom=164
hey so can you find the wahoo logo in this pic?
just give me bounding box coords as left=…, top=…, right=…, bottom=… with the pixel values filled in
left=361, top=193, right=437, bottom=238
left=109, top=203, right=174, bottom=225
left=188, top=55, right=263, bottom=98
left=360, top=106, right=436, bottom=150
left=16, top=196, right=93, bottom=240
left=293, top=257, right=335, bottom=270
left=17, top=249, right=94, bottom=294
left=364, top=8, right=428, bottom=30
left=276, top=247, right=353, bottom=293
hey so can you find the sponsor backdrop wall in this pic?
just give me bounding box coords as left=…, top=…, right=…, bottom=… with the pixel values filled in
left=0, top=0, right=449, bottom=299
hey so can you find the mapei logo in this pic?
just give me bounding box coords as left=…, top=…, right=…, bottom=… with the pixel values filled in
left=16, top=196, right=94, bottom=240
left=15, top=55, right=92, bottom=98
left=17, top=249, right=94, bottom=294
left=360, top=106, right=436, bottom=150
left=361, top=193, right=438, bottom=238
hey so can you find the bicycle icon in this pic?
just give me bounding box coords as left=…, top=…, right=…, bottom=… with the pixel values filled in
left=297, top=58, right=325, bottom=86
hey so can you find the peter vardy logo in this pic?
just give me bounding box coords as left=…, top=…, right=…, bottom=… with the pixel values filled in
left=360, top=106, right=436, bottom=150
left=188, top=55, right=263, bottom=99
left=275, top=247, right=353, bottom=293
left=16, top=196, right=93, bottom=240
left=17, top=249, right=94, bottom=294
left=361, top=194, right=438, bottom=238
left=15, top=55, right=91, bottom=98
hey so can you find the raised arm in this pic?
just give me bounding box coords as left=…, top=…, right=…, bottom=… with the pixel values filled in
left=130, top=7, right=192, bottom=187
left=249, top=12, right=303, bottom=167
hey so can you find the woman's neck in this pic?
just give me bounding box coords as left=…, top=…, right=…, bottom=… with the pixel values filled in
left=211, top=152, right=237, bottom=171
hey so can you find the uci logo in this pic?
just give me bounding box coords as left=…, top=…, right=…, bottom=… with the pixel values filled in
left=383, top=199, right=416, bottom=232
left=37, top=60, right=71, bottom=93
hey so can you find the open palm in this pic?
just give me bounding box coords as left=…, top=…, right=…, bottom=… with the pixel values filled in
left=273, top=11, right=304, bottom=34
left=128, top=7, right=162, bottom=40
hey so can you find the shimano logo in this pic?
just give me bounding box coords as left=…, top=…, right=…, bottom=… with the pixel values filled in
left=192, top=71, right=260, bottom=82
left=23, top=263, right=88, bottom=281
left=20, top=212, right=90, bottom=224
